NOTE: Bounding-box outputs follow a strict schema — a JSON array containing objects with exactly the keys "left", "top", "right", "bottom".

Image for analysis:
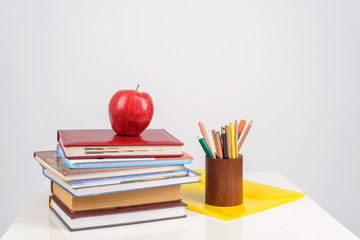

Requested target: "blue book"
[{"left": 57, "top": 146, "right": 193, "bottom": 169}]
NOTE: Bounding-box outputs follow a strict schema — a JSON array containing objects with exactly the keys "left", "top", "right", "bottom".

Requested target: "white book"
[
  {"left": 68, "top": 170, "right": 190, "bottom": 189},
  {"left": 50, "top": 196, "right": 186, "bottom": 231},
  {"left": 43, "top": 167, "right": 201, "bottom": 197}
]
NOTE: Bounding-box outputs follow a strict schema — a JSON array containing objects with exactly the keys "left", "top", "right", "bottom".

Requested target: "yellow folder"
[{"left": 181, "top": 169, "right": 305, "bottom": 221}]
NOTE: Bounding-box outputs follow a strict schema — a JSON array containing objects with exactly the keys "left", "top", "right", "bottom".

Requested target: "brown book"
[
  {"left": 51, "top": 182, "right": 181, "bottom": 212},
  {"left": 49, "top": 195, "right": 187, "bottom": 231}
]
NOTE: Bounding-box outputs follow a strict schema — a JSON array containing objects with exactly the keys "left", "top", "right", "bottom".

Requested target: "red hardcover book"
[
  {"left": 57, "top": 129, "right": 184, "bottom": 159},
  {"left": 49, "top": 195, "right": 187, "bottom": 231}
]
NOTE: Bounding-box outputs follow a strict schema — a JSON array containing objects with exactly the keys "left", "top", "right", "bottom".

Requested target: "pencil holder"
[{"left": 205, "top": 155, "right": 243, "bottom": 207}]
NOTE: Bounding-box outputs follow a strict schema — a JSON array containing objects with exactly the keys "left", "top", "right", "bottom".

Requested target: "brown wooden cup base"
[{"left": 205, "top": 155, "right": 243, "bottom": 207}]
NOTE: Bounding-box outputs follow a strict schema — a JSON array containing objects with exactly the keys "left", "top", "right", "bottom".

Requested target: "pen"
[
  {"left": 198, "top": 135, "right": 215, "bottom": 158},
  {"left": 221, "top": 127, "right": 228, "bottom": 159}
]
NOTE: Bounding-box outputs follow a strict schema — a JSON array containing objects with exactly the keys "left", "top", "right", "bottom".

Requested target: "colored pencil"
[
  {"left": 229, "top": 123, "right": 235, "bottom": 159},
  {"left": 198, "top": 122, "right": 215, "bottom": 158},
  {"left": 211, "top": 130, "right": 218, "bottom": 158},
  {"left": 215, "top": 131, "right": 223, "bottom": 159},
  {"left": 220, "top": 126, "right": 224, "bottom": 151},
  {"left": 234, "top": 120, "right": 239, "bottom": 158},
  {"left": 212, "top": 130, "right": 223, "bottom": 159},
  {"left": 238, "top": 120, "right": 253, "bottom": 152}
]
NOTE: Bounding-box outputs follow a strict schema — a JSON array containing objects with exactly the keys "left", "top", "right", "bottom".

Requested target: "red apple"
[{"left": 108, "top": 85, "right": 154, "bottom": 136}]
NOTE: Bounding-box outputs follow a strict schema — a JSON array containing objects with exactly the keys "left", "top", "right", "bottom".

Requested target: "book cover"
[
  {"left": 57, "top": 146, "right": 193, "bottom": 169},
  {"left": 57, "top": 129, "right": 184, "bottom": 159},
  {"left": 34, "top": 150, "right": 186, "bottom": 181},
  {"left": 43, "top": 167, "right": 201, "bottom": 197},
  {"left": 49, "top": 195, "right": 187, "bottom": 231},
  {"left": 68, "top": 169, "right": 190, "bottom": 188},
  {"left": 34, "top": 151, "right": 158, "bottom": 176},
  {"left": 51, "top": 182, "right": 181, "bottom": 212}
]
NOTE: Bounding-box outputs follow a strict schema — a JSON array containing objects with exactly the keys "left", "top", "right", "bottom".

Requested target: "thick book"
[
  {"left": 57, "top": 129, "right": 184, "bottom": 159},
  {"left": 49, "top": 195, "right": 187, "bottom": 231},
  {"left": 56, "top": 146, "right": 193, "bottom": 169},
  {"left": 51, "top": 182, "right": 181, "bottom": 212},
  {"left": 34, "top": 150, "right": 185, "bottom": 181},
  {"left": 43, "top": 167, "right": 201, "bottom": 197}
]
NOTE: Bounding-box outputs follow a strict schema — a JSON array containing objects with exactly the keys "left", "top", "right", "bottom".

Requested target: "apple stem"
[{"left": 136, "top": 84, "right": 140, "bottom": 91}]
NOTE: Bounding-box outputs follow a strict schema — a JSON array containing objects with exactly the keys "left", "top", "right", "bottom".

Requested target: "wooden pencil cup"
[{"left": 205, "top": 155, "right": 243, "bottom": 207}]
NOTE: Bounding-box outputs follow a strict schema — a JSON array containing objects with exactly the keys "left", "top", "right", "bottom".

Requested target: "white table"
[{"left": 1, "top": 173, "right": 358, "bottom": 240}]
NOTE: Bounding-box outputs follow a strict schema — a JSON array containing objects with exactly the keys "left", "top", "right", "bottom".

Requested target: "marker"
[{"left": 238, "top": 120, "right": 246, "bottom": 139}]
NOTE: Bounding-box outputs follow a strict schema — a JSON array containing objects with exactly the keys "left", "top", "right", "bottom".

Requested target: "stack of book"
[{"left": 34, "top": 129, "right": 200, "bottom": 231}]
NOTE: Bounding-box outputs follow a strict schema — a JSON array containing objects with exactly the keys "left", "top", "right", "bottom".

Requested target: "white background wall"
[{"left": 0, "top": 0, "right": 359, "bottom": 237}]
